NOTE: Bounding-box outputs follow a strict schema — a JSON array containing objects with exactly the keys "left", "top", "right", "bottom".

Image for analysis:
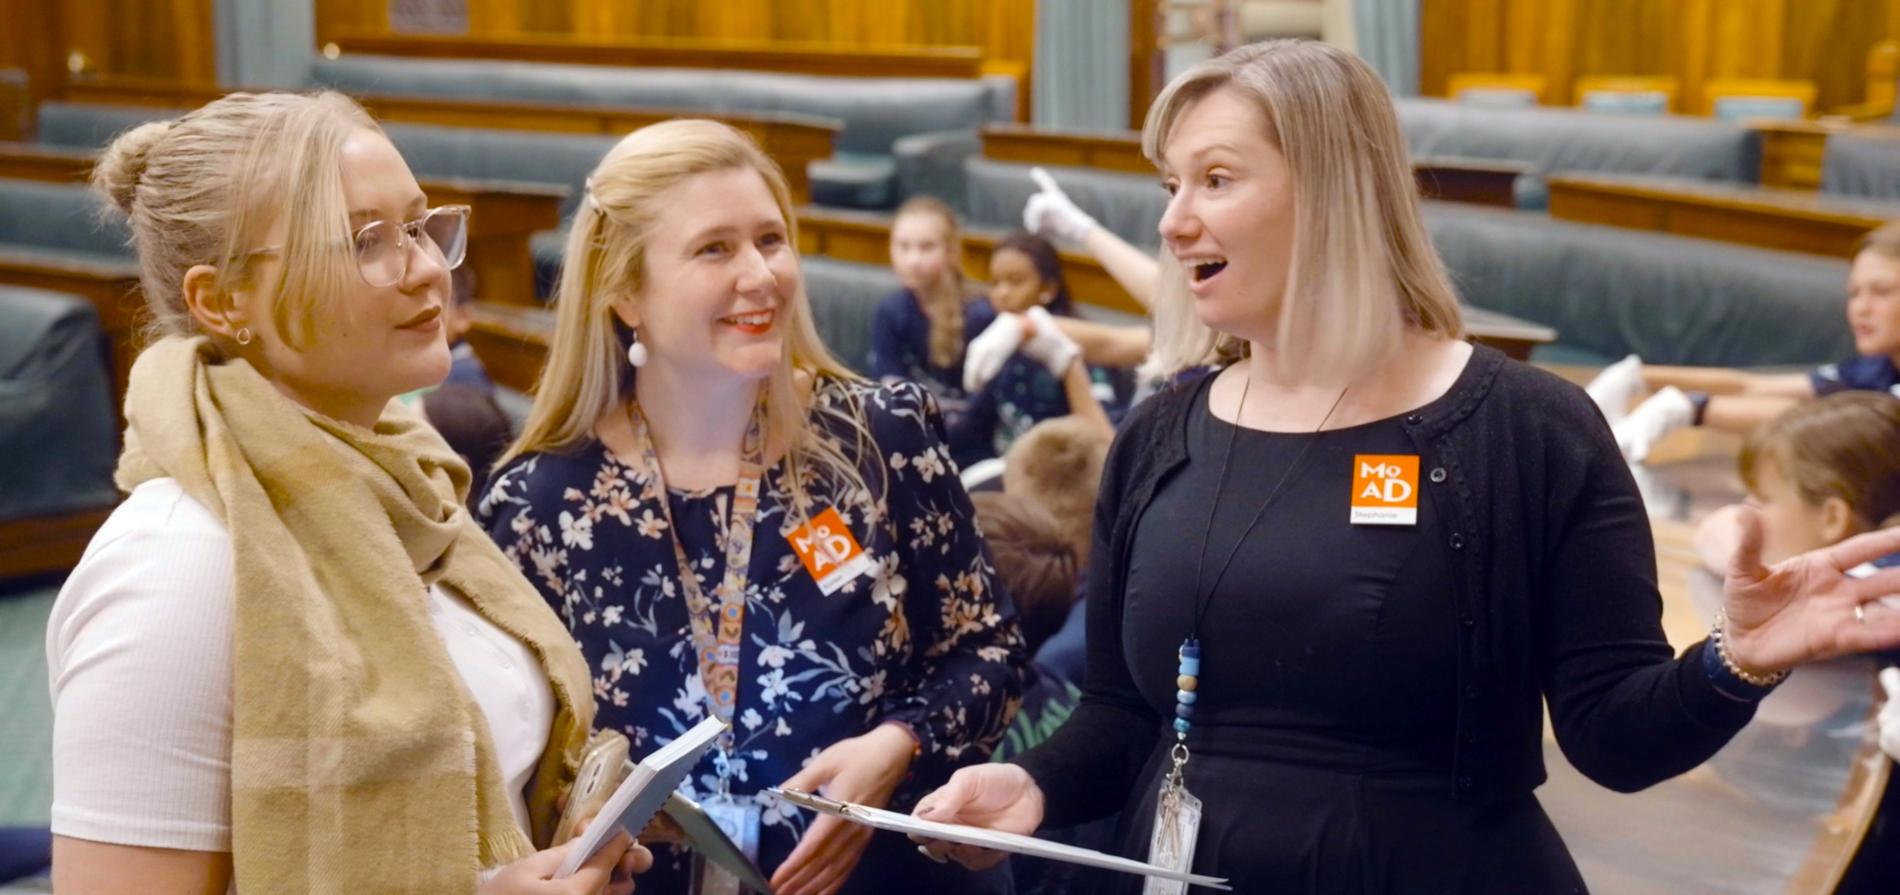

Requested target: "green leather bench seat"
[
  {"left": 0, "top": 286, "right": 118, "bottom": 522},
  {"left": 311, "top": 54, "right": 1014, "bottom": 209},
  {"left": 0, "top": 178, "right": 128, "bottom": 260},
  {"left": 1395, "top": 97, "right": 1761, "bottom": 209},
  {"left": 1424, "top": 202, "right": 1852, "bottom": 367},
  {"left": 1821, "top": 130, "right": 1900, "bottom": 200}
]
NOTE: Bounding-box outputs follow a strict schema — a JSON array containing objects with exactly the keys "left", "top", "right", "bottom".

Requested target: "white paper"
[
  {"left": 772, "top": 788, "right": 1231, "bottom": 890},
  {"left": 556, "top": 717, "right": 729, "bottom": 878}
]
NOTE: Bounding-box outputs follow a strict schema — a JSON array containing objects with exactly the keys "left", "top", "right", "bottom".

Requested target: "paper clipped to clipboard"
[
  {"left": 772, "top": 788, "right": 1232, "bottom": 890},
  {"left": 555, "top": 716, "right": 729, "bottom": 878}
]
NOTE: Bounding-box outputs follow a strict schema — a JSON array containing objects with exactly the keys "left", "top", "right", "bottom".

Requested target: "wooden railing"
[
  {"left": 59, "top": 76, "right": 839, "bottom": 205},
  {"left": 325, "top": 30, "right": 1010, "bottom": 81},
  {"left": 1545, "top": 174, "right": 1895, "bottom": 258}
]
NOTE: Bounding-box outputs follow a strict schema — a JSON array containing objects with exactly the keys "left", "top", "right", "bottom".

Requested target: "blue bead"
[
  {"left": 1180, "top": 642, "right": 1202, "bottom": 659},
  {"left": 1175, "top": 704, "right": 1194, "bottom": 720},
  {"left": 1176, "top": 690, "right": 1197, "bottom": 705},
  {"left": 1173, "top": 718, "right": 1191, "bottom": 733},
  {"left": 1178, "top": 657, "right": 1201, "bottom": 676}
]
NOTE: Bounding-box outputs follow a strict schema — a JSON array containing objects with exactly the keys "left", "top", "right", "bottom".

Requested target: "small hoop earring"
[
  {"left": 235, "top": 327, "right": 253, "bottom": 346},
  {"left": 626, "top": 331, "right": 648, "bottom": 368}
]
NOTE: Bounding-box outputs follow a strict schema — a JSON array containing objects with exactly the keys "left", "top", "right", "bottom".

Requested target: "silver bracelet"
[{"left": 1710, "top": 609, "right": 1790, "bottom": 689}]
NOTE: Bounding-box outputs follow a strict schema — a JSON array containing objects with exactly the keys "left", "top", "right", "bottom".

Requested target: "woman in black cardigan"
[{"left": 910, "top": 40, "right": 1900, "bottom": 894}]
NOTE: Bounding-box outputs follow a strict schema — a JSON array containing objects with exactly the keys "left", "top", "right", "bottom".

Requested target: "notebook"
[{"left": 555, "top": 716, "right": 729, "bottom": 878}]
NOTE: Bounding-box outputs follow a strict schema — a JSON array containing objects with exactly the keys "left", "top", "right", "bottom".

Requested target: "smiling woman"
[
  {"left": 483, "top": 120, "right": 1025, "bottom": 895},
  {"left": 46, "top": 91, "right": 647, "bottom": 895}
]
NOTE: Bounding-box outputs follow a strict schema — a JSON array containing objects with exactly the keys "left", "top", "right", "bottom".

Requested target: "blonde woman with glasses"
[
  {"left": 479, "top": 120, "right": 1023, "bottom": 895},
  {"left": 912, "top": 40, "right": 1900, "bottom": 893},
  {"left": 46, "top": 92, "right": 645, "bottom": 894}
]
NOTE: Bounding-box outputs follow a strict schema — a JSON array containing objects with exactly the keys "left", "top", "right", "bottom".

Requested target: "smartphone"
[{"left": 554, "top": 730, "right": 631, "bottom": 845}]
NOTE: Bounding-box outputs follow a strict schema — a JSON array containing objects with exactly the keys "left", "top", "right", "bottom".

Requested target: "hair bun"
[{"left": 92, "top": 119, "right": 174, "bottom": 213}]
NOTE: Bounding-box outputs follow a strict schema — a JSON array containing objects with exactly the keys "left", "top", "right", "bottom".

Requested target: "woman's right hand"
[
  {"left": 478, "top": 831, "right": 652, "bottom": 895},
  {"left": 908, "top": 764, "right": 1047, "bottom": 870}
]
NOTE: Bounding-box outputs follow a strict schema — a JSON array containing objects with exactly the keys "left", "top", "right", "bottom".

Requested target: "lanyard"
[{"left": 627, "top": 392, "right": 768, "bottom": 737}]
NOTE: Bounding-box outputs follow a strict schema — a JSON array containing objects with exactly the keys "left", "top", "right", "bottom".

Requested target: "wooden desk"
[
  {"left": 464, "top": 301, "right": 555, "bottom": 396},
  {"left": 60, "top": 77, "right": 840, "bottom": 205},
  {"left": 980, "top": 125, "right": 1525, "bottom": 209},
  {"left": 1546, "top": 173, "right": 1898, "bottom": 258}
]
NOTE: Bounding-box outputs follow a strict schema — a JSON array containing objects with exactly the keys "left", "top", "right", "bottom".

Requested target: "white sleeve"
[{"left": 46, "top": 482, "right": 235, "bottom": 852}]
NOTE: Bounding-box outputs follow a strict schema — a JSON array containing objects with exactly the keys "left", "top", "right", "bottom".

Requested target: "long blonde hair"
[
  {"left": 502, "top": 120, "right": 870, "bottom": 510},
  {"left": 892, "top": 195, "right": 972, "bottom": 370},
  {"left": 1139, "top": 39, "right": 1464, "bottom": 384},
  {"left": 92, "top": 91, "right": 379, "bottom": 350}
]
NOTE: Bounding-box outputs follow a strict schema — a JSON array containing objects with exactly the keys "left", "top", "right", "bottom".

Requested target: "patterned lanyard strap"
[{"left": 628, "top": 392, "right": 768, "bottom": 731}]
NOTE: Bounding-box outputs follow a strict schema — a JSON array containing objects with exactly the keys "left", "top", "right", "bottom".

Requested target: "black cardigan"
[{"left": 1013, "top": 345, "right": 1761, "bottom": 827}]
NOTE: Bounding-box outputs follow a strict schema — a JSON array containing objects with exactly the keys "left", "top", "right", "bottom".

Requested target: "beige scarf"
[{"left": 117, "top": 337, "right": 595, "bottom": 893}]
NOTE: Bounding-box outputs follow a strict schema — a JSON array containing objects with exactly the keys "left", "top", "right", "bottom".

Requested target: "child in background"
[
  {"left": 869, "top": 197, "right": 995, "bottom": 465},
  {"left": 1693, "top": 392, "right": 1900, "bottom": 573},
  {"left": 1592, "top": 221, "right": 1900, "bottom": 462},
  {"left": 1000, "top": 416, "right": 1112, "bottom": 693},
  {"left": 1692, "top": 392, "right": 1900, "bottom": 894},
  {"left": 960, "top": 233, "right": 1117, "bottom": 459}
]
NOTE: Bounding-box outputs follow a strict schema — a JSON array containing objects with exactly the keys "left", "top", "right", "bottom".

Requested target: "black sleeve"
[
  {"left": 1010, "top": 409, "right": 1165, "bottom": 828},
  {"left": 1538, "top": 387, "right": 1759, "bottom": 793}
]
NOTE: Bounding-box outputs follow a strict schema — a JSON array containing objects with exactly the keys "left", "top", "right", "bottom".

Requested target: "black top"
[
  {"left": 1014, "top": 347, "right": 1764, "bottom": 885},
  {"left": 1124, "top": 382, "right": 1458, "bottom": 773}
]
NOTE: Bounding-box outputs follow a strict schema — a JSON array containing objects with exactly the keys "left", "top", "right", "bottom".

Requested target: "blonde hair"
[
  {"left": 503, "top": 120, "right": 869, "bottom": 511},
  {"left": 1139, "top": 39, "right": 1464, "bottom": 384},
  {"left": 1742, "top": 392, "right": 1900, "bottom": 531},
  {"left": 892, "top": 195, "right": 972, "bottom": 370},
  {"left": 92, "top": 91, "right": 380, "bottom": 350},
  {"left": 1858, "top": 221, "right": 1900, "bottom": 261},
  {"left": 1002, "top": 416, "right": 1110, "bottom": 567}
]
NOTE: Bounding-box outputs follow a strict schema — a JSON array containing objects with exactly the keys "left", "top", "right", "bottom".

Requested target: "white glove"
[
  {"left": 1878, "top": 667, "right": 1900, "bottom": 762},
  {"left": 1585, "top": 354, "right": 1645, "bottom": 426},
  {"left": 1020, "top": 306, "right": 1082, "bottom": 380},
  {"left": 1613, "top": 385, "right": 1695, "bottom": 463},
  {"left": 964, "top": 313, "right": 1028, "bottom": 393},
  {"left": 1022, "top": 167, "right": 1098, "bottom": 244}
]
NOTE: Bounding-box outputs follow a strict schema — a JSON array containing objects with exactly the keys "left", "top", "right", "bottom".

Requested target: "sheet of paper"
[{"left": 771, "top": 788, "right": 1231, "bottom": 890}]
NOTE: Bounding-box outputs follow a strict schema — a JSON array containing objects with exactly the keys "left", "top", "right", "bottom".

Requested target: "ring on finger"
[{"left": 1858, "top": 603, "right": 1869, "bottom": 624}]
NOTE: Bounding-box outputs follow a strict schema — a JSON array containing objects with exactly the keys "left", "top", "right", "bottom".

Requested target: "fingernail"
[{"left": 917, "top": 844, "right": 948, "bottom": 864}]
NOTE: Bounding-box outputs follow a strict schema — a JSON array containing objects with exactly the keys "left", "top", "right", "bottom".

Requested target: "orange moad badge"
[
  {"left": 1350, "top": 454, "right": 1419, "bottom": 525},
  {"left": 787, "top": 506, "right": 875, "bottom": 594}
]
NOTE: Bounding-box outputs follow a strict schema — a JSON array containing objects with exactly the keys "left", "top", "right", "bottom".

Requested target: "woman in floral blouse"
[{"left": 480, "top": 120, "right": 1024, "bottom": 895}]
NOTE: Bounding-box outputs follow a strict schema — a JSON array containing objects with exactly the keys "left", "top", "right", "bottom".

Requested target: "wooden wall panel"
[
  {"left": 318, "top": 0, "right": 1034, "bottom": 78},
  {"left": 1423, "top": 0, "right": 1900, "bottom": 112}
]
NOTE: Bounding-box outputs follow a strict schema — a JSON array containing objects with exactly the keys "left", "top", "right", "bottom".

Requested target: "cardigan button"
[
  {"left": 1464, "top": 684, "right": 1479, "bottom": 700},
  {"left": 1457, "top": 775, "right": 1473, "bottom": 791},
  {"left": 1460, "top": 614, "right": 1475, "bottom": 628},
  {"left": 1449, "top": 533, "right": 1466, "bottom": 551},
  {"left": 1463, "top": 730, "right": 1479, "bottom": 744},
  {"left": 1404, "top": 414, "right": 1424, "bottom": 426},
  {"left": 1429, "top": 466, "right": 1447, "bottom": 483}
]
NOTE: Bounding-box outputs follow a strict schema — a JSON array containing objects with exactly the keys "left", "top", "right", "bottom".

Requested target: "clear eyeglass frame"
[{"left": 239, "top": 204, "right": 471, "bottom": 288}]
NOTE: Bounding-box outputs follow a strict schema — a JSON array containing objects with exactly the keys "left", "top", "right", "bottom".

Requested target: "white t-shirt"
[{"left": 47, "top": 477, "right": 557, "bottom": 852}]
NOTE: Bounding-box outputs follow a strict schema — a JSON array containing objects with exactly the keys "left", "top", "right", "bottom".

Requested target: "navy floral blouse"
[{"left": 480, "top": 377, "right": 1025, "bottom": 885}]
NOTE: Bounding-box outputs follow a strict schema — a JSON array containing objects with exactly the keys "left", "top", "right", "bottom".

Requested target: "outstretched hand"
[{"left": 1720, "top": 506, "right": 1900, "bottom": 674}]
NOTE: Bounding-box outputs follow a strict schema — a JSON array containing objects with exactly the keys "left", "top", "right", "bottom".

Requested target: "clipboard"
[{"left": 772, "top": 788, "right": 1231, "bottom": 891}]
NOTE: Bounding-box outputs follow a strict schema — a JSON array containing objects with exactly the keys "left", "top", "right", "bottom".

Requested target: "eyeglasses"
[{"left": 242, "top": 205, "right": 470, "bottom": 288}]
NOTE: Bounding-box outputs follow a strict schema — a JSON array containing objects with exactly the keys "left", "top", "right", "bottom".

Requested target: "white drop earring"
[{"left": 626, "top": 330, "right": 648, "bottom": 368}]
